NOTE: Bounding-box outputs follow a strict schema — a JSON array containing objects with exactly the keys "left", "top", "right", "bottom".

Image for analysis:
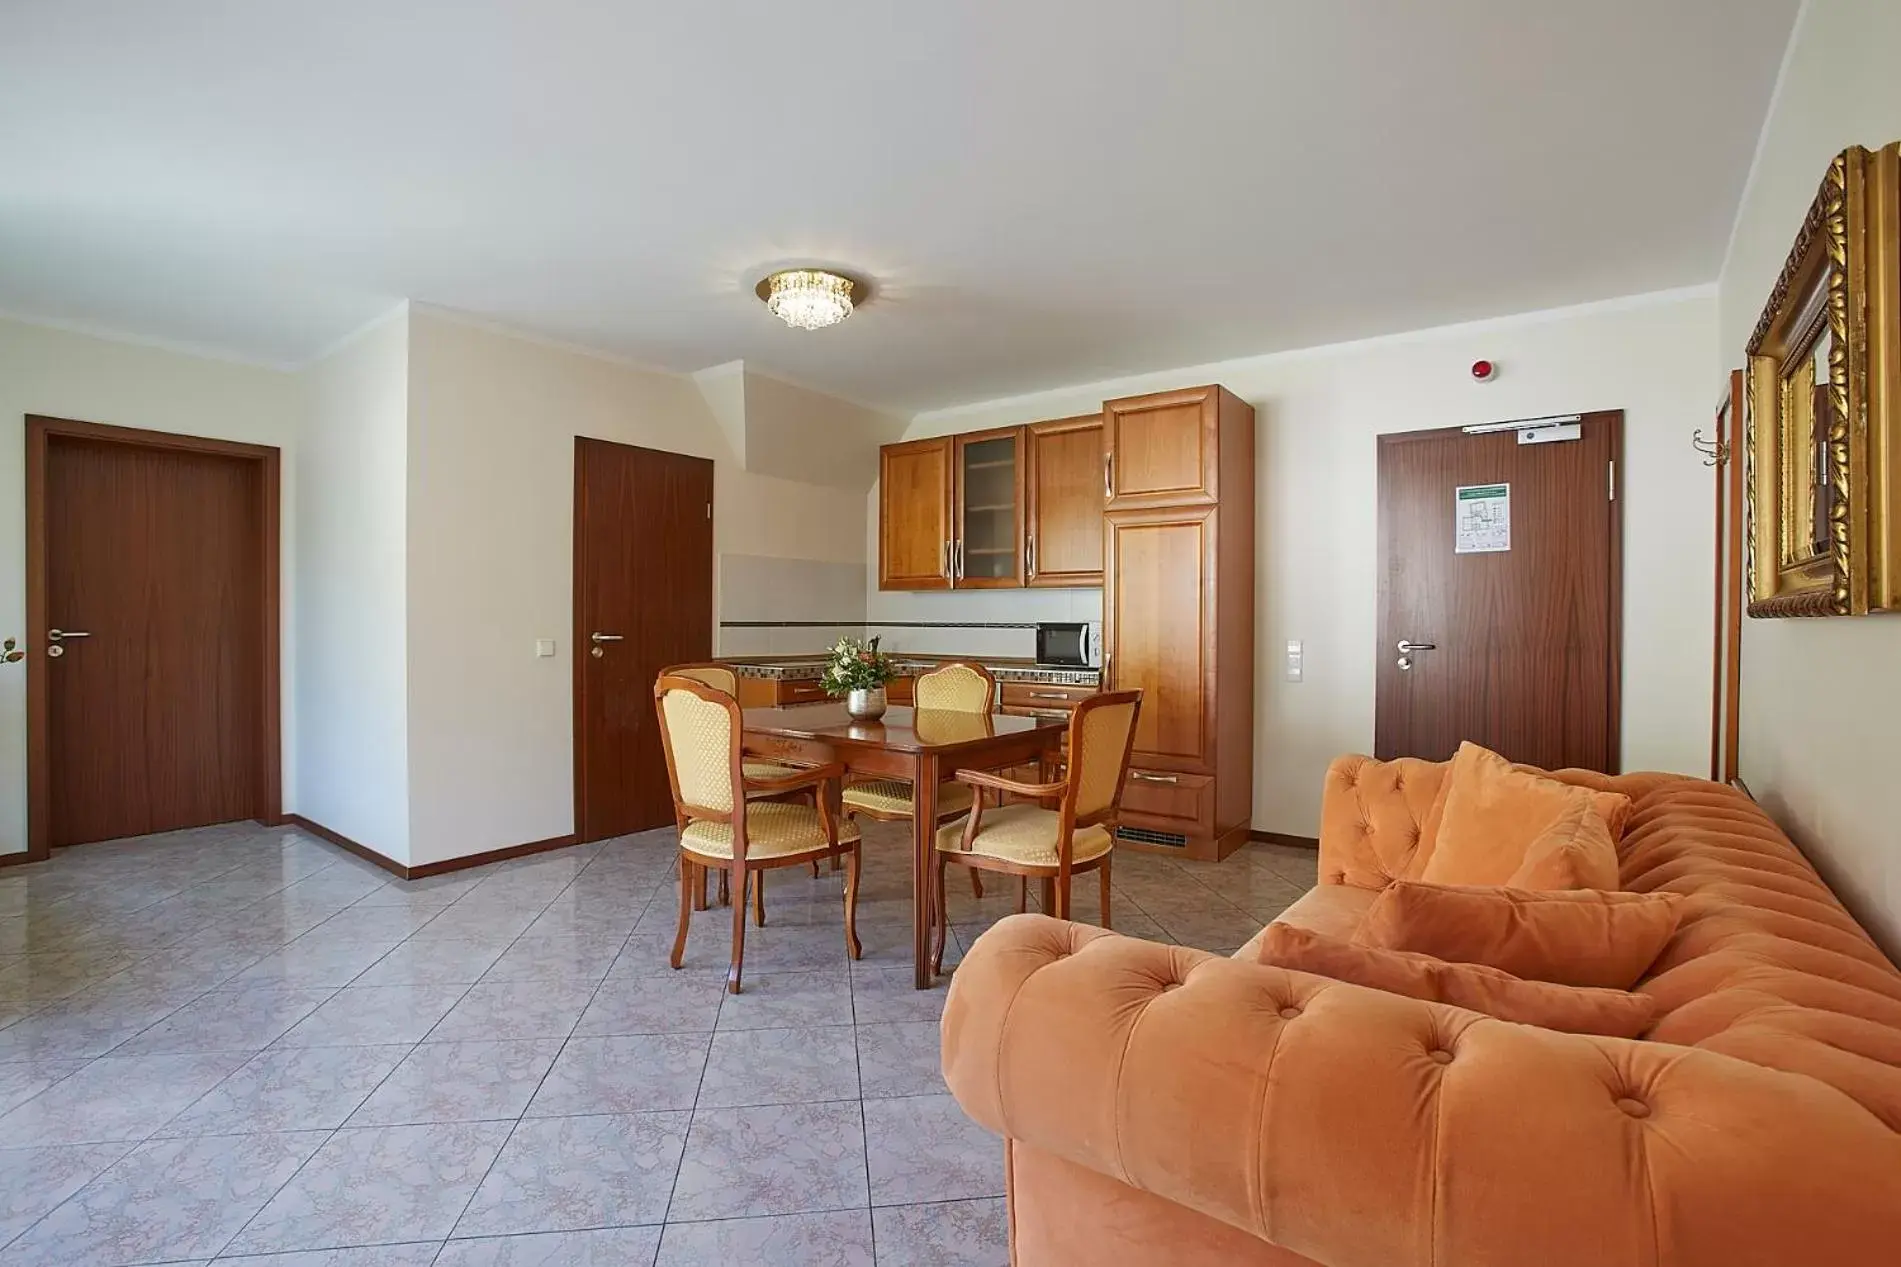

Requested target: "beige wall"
[
  {"left": 898, "top": 290, "right": 1719, "bottom": 839},
  {"left": 0, "top": 317, "right": 299, "bottom": 857},
  {"left": 1720, "top": 0, "right": 1901, "bottom": 953}
]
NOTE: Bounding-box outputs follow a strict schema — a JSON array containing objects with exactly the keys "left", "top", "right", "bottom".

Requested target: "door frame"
[
  {"left": 1373, "top": 409, "right": 1625, "bottom": 770},
  {"left": 24, "top": 415, "right": 283, "bottom": 860}
]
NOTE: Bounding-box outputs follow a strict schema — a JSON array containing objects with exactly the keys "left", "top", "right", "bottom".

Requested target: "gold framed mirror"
[{"left": 1746, "top": 143, "right": 1901, "bottom": 617}]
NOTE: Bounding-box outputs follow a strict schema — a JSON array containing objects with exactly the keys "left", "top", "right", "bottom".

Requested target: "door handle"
[
  {"left": 942, "top": 539, "right": 951, "bottom": 579},
  {"left": 1025, "top": 534, "right": 1035, "bottom": 579},
  {"left": 954, "top": 539, "right": 965, "bottom": 581},
  {"left": 1027, "top": 691, "right": 1071, "bottom": 700},
  {"left": 48, "top": 629, "right": 90, "bottom": 641},
  {"left": 1103, "top": 452, "right": 1114, "bottom": 500},
  {"left": 1396, "top": 640, "right": 1436, "bottom": 653},
  {"left": 591, "top": 632, "right": 624, "bottom": 643},
  {"left": 1130, "top": 771, "right": 1179, "bottom": 784}
]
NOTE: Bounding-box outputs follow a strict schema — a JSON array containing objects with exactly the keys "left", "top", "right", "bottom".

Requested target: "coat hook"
[{"left": 1691, "top": 428, "right": 1728, "bottom": 467}]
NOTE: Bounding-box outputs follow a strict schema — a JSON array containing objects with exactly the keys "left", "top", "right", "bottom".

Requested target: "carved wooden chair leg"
[
  {"left": 751, "top": 871, "right": 768, "bottom": 927},
  {"left": 1016, "top": 876, "right": 1028, "bottom": 914},
  {"left": 971, "top": 871, "right": 985, "bottom": 899},
  {"left": 670, "top": 858, "right": 694, "bottom": 969},
  {"left": 692, "top": 860, "right": 708, "bottom": 912},
  {"left": 1051, "top": 874, "right": 1072, "bottom": 921},
  {"left": 930, "top": 856, "right": 951, "bottom": 975},
  {"left": 843, "top": 844, "right": 863, "bottom": 960},
  {"left": 718, "top": 870, "right": 731, "bottom": 907},
  {"left": 1099, "top": 857, "right": 1112, "bottom": 930},
  {"left": 727, "top": 864, "right": 748, "bottom": 994}
]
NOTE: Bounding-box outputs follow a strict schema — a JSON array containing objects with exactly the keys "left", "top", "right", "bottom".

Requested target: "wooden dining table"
[{"left": 741, "top": 702, "right": 1070, "bottom": 988}]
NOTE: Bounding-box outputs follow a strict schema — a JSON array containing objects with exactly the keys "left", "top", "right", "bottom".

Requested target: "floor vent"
[{"left": 1116, "top": 826, "right": 1188, "bottom": 849}]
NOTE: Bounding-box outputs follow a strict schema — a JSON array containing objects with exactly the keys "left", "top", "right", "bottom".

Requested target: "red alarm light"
[{"left": 1471, "top": 359, "right": 1497, "bottom": 382}]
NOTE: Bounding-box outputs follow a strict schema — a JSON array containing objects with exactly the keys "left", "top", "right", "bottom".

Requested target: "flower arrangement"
[{"left": 820, "top": 635, "right": 896, "bottom": 696}]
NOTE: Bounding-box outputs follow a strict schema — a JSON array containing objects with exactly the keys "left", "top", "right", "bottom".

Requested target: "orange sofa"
[{"left": 942, "top": 755, "right": 1901, "bottom": 1266}]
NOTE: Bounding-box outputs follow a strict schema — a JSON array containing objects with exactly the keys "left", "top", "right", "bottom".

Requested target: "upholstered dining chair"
[
  {"left": 841, "top": 660, "right": 992, "bottom": 898},
  {"left": 653, "top": 674, "right": 862, "bottom": 993},
  {"left": 929, "top": 689, "right": 1142, "bottom": 973}
]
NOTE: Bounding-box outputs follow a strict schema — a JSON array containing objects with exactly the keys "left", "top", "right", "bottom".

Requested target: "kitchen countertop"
[{"left": 731, "top": 657, "right": 1101, "bottom": 688}]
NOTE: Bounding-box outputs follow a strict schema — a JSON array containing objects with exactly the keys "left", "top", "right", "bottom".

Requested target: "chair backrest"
[
  {"left": 914, "top": 661, "right": 995, "bottom": 712},
  {"left": 653, "top": 674, "right": 743, "bottom": 819},
  {"left": 1065, "top": 690, "right": 1143, "bottom": 822},
  {"left": 662, "top": 661, "right": 739, "bottom": 697}
]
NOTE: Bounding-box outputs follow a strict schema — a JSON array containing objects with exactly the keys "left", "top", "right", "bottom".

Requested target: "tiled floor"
[{"left": 0, "top": 817, "right": 1315, "bottom": 1265}]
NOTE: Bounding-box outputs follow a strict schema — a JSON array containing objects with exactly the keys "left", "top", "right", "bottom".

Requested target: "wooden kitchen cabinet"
[
  {"left": 879, "top": 437, "right": 954, "bottom": 590},
  {"left": 1103, "top": 384, "right": 1254, "bottom": 860},
  {"left": 951, "top": 427, "right": 1026, "bottom": 588},
  {"left": 1025, "top": 414, "right": 1104, "bottom": 587}
]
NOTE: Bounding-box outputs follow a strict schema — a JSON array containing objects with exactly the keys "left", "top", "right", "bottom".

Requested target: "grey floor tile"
[
  {"left": 0, "top": 1059, "right": 87, "bottom": 1116},
  {"left": 228, "top": 1120, "right": 513, "bottom": 1254},
  {"left": 714, "top": 970, "right": 852, "bottom": 1030},
  {"left": 525, "top": 1033, "right": 709, "bottom": 1117},
  {"left": 454, "top": 1111, "right": 690, "bottom": 1237},
  {"left": 352, "top": 939, "right": 511, "bottom": 987},
  {"left": 436, "top": 1227, "right": 663, "bottom": 1265},
  {"left": 109, "top": 984, "right": 337, "bottom": 1056},
  {"left": 0, "top": 1050, "right": 252, "bottom": 1145},
  {"left": 573, "top": 975, "right": 724, "bottom": 1037},
  {"left": 697, "top": 1025, "right": 859, "bottom": 1108},
  {"left": 425, "top": 980, "right": 597, "bottom": 1042},
  {"left": 276, "top": 984, "right": 469, "bottom": 1047},
  {"left": 855, "top": 1022, "right": 947, "bottom": 1099},
  {"left": 348, "top": 1040, "right": 562, "bottom": 1125},
  {"left": 0, "top": 1129, "right": 324, "bottom": 1266},
  {"left": 849, "top": 968, "right": 952, "bottom": 1025},
  {"left": 235, "top": 938, "right": 404, "bottom": 986},
  {"left": 0, "top": 1141, "right": 134, "bottom": 1247},
  {"left": 872, "top": 1198, "right": 1010, "bottom": 1266},
  {"left": 213, "top": 1244, "right": 445, "bottom": 1265},
  {"left": 669, "top": 1101, "right": 868, "bottom": 1222},
  {"left": 864, "top": 1095, "right": 1004, "bottom": 1206},
  {"left": 656, "top": 1209, "right": 874, "bottom": 1266},
  {"left": 0, "top": 988, "right": 199, "bottom": 1062},
  {"left": 481, "top": 935, "right": 626, "bottom": 983},
  {"left": 156, "top": 1044, "right": 410, "bottom": 1136}
]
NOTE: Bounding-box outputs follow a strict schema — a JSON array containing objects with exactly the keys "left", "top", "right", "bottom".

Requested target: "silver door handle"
[
  {"left": 1026, "top": 534, "right": 1035, "bottom": 579},
  {"left": 1396, "top": 640, "right": 1436, "bottom": 653},
  {"left": 1130, "top": 771, "right": 1179, "bottom": 784},
  {"left": 942, "top": 540, "right": 951, "bottom": 578},
  {"left": 1103, "top": 452, "right": 1114, "bottom": 500},
  {"left": 591, "top": 632, "right": 624, "bottom": 643},
  {"left": 1027, "top": 691, "right": 1071, "bottom": 700},
  {"left": 48, "top": 629, "right": 90, "bottom": 640},
  {"left": 954, "top": 539, "right": 964, "bottom": 581}
]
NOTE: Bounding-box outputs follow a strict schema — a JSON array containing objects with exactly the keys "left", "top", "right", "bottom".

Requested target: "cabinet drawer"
[
  {"left": 999, "top": 704, "right": 1072, "bottom": 722},
  {"left": 999, "top": 682, "right": 1094, "bottom": 709},
  {"left": 776, "top": 680, "right": 831, "bottom": 705},
  {"left": 1119, "top": 768, "right": 1214, "bottom": 832}
]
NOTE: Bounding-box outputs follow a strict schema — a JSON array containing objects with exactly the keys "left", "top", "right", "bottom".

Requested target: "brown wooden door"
[
  {"left": 878, "top": 437, "right": 953, "bottom": 590},
  {"left": 1375, "top": 412, "right": 1622, "bottom": 772},
  {"left": 40, "top": 433, "right": 267, "bottom": 846},
  {"left": 952, "top": 426, "right": 1026, "bottom": 588},
  {"left": 1025, "top": 415, "right": 1104, "bottom": 586},
  {"left": 1103, "top": 386, "right": 1221, "bottom": 509},
  {"left": 1103, "top": 505, "right": 1216, "bottom": 772},
  {"left": 574, "top": 438, "right": 715, "bottom": 841}
]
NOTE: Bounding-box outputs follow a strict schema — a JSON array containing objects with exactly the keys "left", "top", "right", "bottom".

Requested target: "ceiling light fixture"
[{"left": 755, "top": 268, "right": 864, "bottom": 331}]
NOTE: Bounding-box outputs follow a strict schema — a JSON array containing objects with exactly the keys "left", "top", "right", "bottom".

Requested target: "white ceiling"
[{"left": 1, "top": 1, "right": 1798, "bottom": 411}]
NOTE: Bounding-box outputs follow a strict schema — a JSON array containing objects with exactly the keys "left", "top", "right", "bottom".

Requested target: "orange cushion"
[
  {"left": 1257, "top": 923, "right": 1656, "bottom": 1038},
  {"left": 1507, "top": 797, "right": 1621, "bottom": 891},
  {"left": 1418, "top": 742, "right": 1631, "bottom": 886},
  {"left": 1357, "top": 880, "right": 1684, "bottom": 989}
]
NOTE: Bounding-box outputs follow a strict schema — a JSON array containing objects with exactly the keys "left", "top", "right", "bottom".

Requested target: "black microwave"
[{"left": 1035, "top": 622, "right": 1100, "bottom": 668}]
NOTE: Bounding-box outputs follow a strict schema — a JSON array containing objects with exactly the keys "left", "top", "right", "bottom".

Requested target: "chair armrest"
[
  {"left": 955, "top": 768, "right": 1066, "bottom": 800},
  {"left": 943, "top": 914, "right": 1901, "bottom": 1267},
  {"left": 744, "top": 762, "right": 846, "bottom": 796}
]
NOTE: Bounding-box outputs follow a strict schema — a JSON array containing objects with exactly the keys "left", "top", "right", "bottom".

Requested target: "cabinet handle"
[
  {"left": 941, "top": 540, "right": 951, "bottom": 579},
  {"left": 1027, "top": 690, "right": 1071, "bottom": 700},
  {"left": 954, "top": 539, "right": 965, "bottom": 581},
  {"left": 1103, "top": 452, "right": 1114, "bottom": 501},
  {"left": 1025, "top": 534, "right": 1035, "bottom": 579},
  {"left": 1130, "top": 771, "right": 1179, "bottom": 785}
]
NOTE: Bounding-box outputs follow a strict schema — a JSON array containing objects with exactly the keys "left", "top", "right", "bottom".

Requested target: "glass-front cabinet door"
[{"left": 953, "top": 427, "right": 1025, "bottom": 588}]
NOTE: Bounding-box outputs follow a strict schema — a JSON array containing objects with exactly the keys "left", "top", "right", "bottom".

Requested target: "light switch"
[
  {"left": 1285, "top": 639, "right": 1303, "bottom": 682},
  {"left": 535, "top": 639, "right": 556, "bottom": 658}
]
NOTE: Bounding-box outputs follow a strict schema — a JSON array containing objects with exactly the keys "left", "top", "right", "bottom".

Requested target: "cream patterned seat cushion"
[
  {"left": 842, "top": 778, "right": 975, "bottom": 818},
  {"left": 935, "top": 804, "right": 1112, "bottom": 868},
  {"left": 681, "top": 800, "right": 861, "bottom": 861}
]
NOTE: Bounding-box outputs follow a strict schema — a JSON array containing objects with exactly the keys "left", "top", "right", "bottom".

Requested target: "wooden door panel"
[
  {"left": 575, "top": 439, "right": 714, "bottom": 841},
  {"left": 1025, "top": 416, "right": 1103, "bottom": 586},
  {"left": 879, "top": 438, "right": 953, "bottom": 590},
  {"left": 1374, "top": 415, "right": 1620, "bottom": 772},
  {"left": 45, "top": 437, "right": 262, "bottom": 845},
  {"left": 953, "top": 427, "right": 1025, "bottom": 588},
  {"left": 1105, "top": 508, "right": 1213, "bottom": 768},
  {"left": 1104, "top": 387, "right": 1218, "bottom": 508}
]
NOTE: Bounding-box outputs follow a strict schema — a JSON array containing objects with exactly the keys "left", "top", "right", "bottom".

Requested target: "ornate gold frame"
[{"left": 1746, "top": 143, "right": 1901, "bottom": 617}]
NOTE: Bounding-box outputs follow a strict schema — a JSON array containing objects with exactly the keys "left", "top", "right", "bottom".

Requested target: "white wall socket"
[
  {"left": 535, "top": 639, "right": 556, "bottom": 658},
  {"left": 1285, "top": 639, "right": 1303, "bottom": 682}
]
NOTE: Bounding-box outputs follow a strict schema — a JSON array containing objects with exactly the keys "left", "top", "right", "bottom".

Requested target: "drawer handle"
[
  {"left": 1027, "top": 691, "right": 1072, "bottom": 700},
  {"left": 1130, "top": 772, "right": 1179, "bottom": 784}
]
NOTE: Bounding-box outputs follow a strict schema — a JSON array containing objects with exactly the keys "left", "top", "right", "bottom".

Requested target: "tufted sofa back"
[{"left": 1317, "top": 754, "right": 1901, "bottom": 1131}]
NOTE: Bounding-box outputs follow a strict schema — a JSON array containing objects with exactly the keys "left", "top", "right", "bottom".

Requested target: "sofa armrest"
[
  {"left": 943, "top": 915, "right": 1901, "bottom": 1267},
  {"left": 1316, "top": 754, "right": 1447, "bottom": 888}
]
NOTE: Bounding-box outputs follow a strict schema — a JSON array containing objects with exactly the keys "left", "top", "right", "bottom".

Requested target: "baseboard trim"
[
  {"left": 285, "top": 814, "right": 581, "bottom": 881},
  {"left": 0, "top": 850, "right": 37, "bottom": 870},
  {"left": 1248, "top": 830, "right": 1319, "bottom": 850}
]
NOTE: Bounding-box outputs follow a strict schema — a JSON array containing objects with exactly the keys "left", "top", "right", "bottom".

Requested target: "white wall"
[
  {"left": 896, "top": 290, "right": 1719, "bottom": 838},
  {"left": 0, "top": 316, "right": 299, "bottom": 856},
  {"left": 402, "top": 309, "right": 868, "bottom": 867},
  {"left": 295, "top": 309, "right": 411, "bottom": 861},
  {"left": 1719, "top": 0, "right": 1901, "bottom": 953}
]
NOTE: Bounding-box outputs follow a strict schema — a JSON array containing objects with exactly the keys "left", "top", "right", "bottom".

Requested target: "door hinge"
[{"left": 1608, "top": 460, "right": 1616, "bottom": 502}]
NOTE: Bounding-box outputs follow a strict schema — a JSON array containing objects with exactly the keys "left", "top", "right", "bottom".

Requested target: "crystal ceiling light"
[{"left": 755, "top": 269, "right": 864, "bottom": 330}]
